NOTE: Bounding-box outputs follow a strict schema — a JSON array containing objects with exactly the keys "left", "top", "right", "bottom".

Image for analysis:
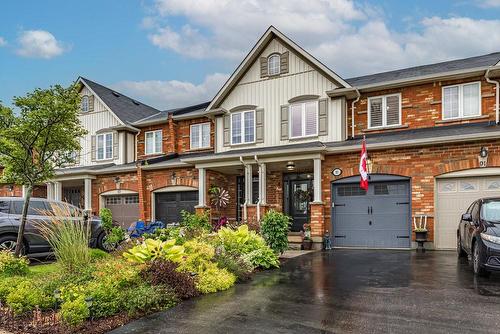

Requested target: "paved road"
[{"left": 111, "top": 250, "right": 500, "bottom": 334}]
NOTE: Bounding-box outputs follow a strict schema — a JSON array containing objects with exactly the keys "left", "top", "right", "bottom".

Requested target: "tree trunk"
[{"left": 14, "top": 185, "right": 33, "bottom": 257}]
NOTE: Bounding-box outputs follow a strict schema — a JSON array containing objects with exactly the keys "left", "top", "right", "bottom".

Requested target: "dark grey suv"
[{"left": 0, "top": 197, "right": 106, "bottom": 255}]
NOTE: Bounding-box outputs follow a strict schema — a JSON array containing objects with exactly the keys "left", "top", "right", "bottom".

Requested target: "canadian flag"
[{"left": 359, "top": 136, "right": 368, "bottom": 191}]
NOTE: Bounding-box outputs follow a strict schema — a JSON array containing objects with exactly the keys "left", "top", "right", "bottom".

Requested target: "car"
[
  {"left": 0, "top": 197, "right": 106, "bottom": 256},
  {"left": 457, "top": 197, "right": 500, "bottom": 276}
]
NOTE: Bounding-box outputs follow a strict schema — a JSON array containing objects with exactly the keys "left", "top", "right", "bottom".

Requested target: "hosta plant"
[{"left": 123, "top": 239, "right": 184, "bottom": 264}]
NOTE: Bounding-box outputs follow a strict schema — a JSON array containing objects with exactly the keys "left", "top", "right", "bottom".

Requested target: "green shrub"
[
  {"left": 99, "top": 208, "right": 113, "bottom": 231},
  {"left": 195, "top": 262, "right": 236, "bottom": 294},
  {"left": 177, "top": 239, "right": 215, "bottom": 273},
  {"left": 123, "top": 239, "right": 185, "bottom": 264},
  {"left": 89, "top": 248, "right": 110, "bottom": 262},
  {"left": 0, "top": 276, "right": 24, "bottom": 301},
  {"left": 215, "top": 251, "right": 254, "bottom": 282},
  {"left": 60, "top": 296, "right": 89, "bottom": 327},
  {"left": 260, "top": 210, "right": 291, "bottom": 254},
  {"left": 217, "top": 225, "right": 267, "bottom": 255},
  {"left": 243, "top": 247, "right": 280, "bottom": 269},
  {"left": 121, "top": 283, "right": 177, "bottom": 316},
  {"left": 180, "top": 211, "right": 211, "bottom": 238},
  {"left": 6, "top": 280, "right": 52, "bottom": 314},
  {"left": 144, "top": 226, "right": 186, "bottom": 244},
  {"left": 85, "top": 280, "right": 122, "bottom": 318},
  {"left": 0, "top": 250, "right": 29, "bottom": 276}
]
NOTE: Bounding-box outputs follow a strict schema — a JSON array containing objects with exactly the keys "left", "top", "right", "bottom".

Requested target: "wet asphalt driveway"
[{"left": 111, "top": 250, "right": 500, "bottom": 334}]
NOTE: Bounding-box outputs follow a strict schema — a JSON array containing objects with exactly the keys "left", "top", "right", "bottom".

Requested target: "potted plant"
[
  {"left": 301, "top": 223, "right": 313, "bottom": 250},
  {"left": 413, "top": 215, "right": 428, "bottom": 252}
]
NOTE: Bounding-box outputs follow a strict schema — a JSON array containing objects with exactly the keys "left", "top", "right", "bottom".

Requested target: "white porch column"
[
  {"left": 118, "top": 131, "right": 126, "bottom": 165},
  {"left": 245, "top": 164, "right": 253, "bottom": 204},
  {"left": 197, "top": 168, "right": 206, "bottom": 207},
  {"left": 313, "top": 158, "right": 322, "bottom": 203},
  {"left": 46, "top": 182, "right": 54, "bottom": 200},
  {"left": 54, "top": 181, "right": 62, "bottom": 201},
  {"left": 84, "top": 178, "right": 92, "bottom": 211},
  {"left": 258, "top": 163, "right": 267, "bottom": 204}
]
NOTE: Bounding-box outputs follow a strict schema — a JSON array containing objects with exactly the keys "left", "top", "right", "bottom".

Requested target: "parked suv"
[
  {"left": 0, "top": 197, "right": 106, "bottom": 255},
  {"left": 457, "top": 197, "right": 500, "bottom": 276}
]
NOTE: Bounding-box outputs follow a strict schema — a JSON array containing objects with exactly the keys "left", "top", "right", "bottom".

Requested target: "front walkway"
[{"left": 111, "top": 250, "right": 500, "bottom": 334}]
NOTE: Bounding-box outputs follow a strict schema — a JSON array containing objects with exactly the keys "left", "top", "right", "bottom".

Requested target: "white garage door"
[{"left": 436, "top": 176, "right": 500, "bottom": 249}]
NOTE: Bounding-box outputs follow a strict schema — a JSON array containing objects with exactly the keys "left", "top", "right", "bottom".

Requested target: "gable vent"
[{"left": 112, "top": 91, "right": 120, "bottom": 97}]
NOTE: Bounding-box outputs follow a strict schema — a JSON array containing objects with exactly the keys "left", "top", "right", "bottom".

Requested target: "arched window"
[
  {"left": 268, "top": 54, "right": 280, "bottom": 76},
  {"left": 81, "top": 96, "right": 89, "bottom": 112}
]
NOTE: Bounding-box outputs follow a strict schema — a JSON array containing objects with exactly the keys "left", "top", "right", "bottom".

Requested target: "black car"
[
  {"left": 457, "top": 197, "right": 500, "bottom": 276},
  {"left": 0, "top": 197, "right": 106, "bottom": 256}
]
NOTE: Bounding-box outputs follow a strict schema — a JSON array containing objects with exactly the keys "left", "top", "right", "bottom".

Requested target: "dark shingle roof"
[
  {"left": 80, "top": 77, "right": 160, "bottom": 123},
  {"left": 170, "top": 102, "right": 210, "bottom": 116},
  {"left": 346, "top": 52, "right": 500, "bottom": 87}
]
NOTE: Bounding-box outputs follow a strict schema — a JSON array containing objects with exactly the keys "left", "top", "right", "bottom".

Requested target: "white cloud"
[
  {"left": 476, "top": 0, "right": 500, "bottom": 8},
  {"left": 0, "top": 37, "right": 6, "bottom": 47},
  {"left": 145, "top": 0, "right": 500, "bottom": 77},
  {"left": 112, "top": 73, "right": 229, "bottom": 110},
  {"left": 16, "top": 30, "right": 68, "bottom": 59}
]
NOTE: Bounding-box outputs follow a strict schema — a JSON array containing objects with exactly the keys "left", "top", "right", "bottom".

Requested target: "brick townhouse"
[{"left": 1, "top": 26, "right": 500, "bottom": 251}]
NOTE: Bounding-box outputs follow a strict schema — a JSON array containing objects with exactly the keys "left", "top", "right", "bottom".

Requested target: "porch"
[{"left": 46, "top": 176, "right": 94, "bottom": 211}]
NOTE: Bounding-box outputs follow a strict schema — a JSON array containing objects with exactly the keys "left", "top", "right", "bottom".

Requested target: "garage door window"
[
  {"left": 374, "top": 183, "right": 406, "bottom": 195},
  {"left": 124, "top": 195, "right": 139, "bottom": 204},
  {"left": 438, "top": 181, "right": 457, "bottom": 193},
  {"left": 337, "top": 185, "right": 366, "bottom": 196},
  {"left": 106, "top": 197, "right": 122, "bottom": 205},
  {"left": 486, "top": 180, "right": 500, "bottom": 190},
  {"left": 459, "top": 180, "right": 478, "bottom": 192}
]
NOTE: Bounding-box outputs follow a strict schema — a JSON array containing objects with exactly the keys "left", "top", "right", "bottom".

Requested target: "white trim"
[
  {"left": 96, "top": 132, "right": 113, "bottom": 161},
  {"left": 144, "top": 130, "right": 163, "bottom": 155},
  {"left": 289, "top": 100, "right": 319, "bottom": 139},
  {"left": 230, "top": 110, "right": 256, "bottom": 145},
  {"left": 442, "top": 81, "right": 482, "bottom": 120},
  {"left": 436, "top": 167, "right": 500, "bottom": 179},
  {"left": 190, "top": 122, "right": 211, "bottom": 150},
  {"left": 367, "top": 93, "right": 402, "bottom": 129},
  {"left": 151, "top": 186, "right": 198, "bottom": 221}
]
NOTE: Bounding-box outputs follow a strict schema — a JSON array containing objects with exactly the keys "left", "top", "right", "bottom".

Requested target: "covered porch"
[{"left": 46, "top": 175, "right": 94, "bottom": 211}]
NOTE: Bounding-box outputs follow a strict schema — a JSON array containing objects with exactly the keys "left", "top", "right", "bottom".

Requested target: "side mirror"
[{"left": 461, "top": 213, "right": 472, "bottom": 222}]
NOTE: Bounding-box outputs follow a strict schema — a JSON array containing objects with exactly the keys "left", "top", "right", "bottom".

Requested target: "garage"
[
  {"left": 154, "top": 190, "right": 198, "bottom": 224},
  {"left": 331, "top": 175, "right": 411, "bottom": 248},
  {"left": 435, "top": 172, "right": 500, "bottom": 249},
  {"left": 104, "top": 194, "right": 140, "bottom": 228}
]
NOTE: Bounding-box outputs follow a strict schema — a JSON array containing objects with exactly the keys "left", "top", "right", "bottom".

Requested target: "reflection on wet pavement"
[{"left": 111, "top": 250, "right": 500, "bottom": 334}]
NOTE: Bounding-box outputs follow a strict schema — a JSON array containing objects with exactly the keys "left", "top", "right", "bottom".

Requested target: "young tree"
[{"left": 0, "top": 84, "right": 87, "bottom": 256}]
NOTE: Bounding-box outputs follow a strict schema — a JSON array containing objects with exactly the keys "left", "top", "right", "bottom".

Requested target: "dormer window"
[
  {"left": 268, "top": 54, "right": 280, "bottom": 76},
  {"left": 81, "top": 96, "right": 89, "bottom": 112}
]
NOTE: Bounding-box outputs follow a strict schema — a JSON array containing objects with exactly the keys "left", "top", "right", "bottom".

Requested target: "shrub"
[
  {"left": 243, "top": 247, "right": 280, "bottom": 269},
  {"left": 0, "top": 276, "right": 24, "bottom": 301},
  {"left": 217, "top": 225, "right": 267, "bottom": 255},
  {"left": 0, "top": 250, "right": 29, "bottom": 276},
  {"left": 99, "top": 208, "right": 113, "bottom": 231},
  {"left": 121, "top": 283, "right": 177, "bottom": 316},
  {"left": 260, "top": 210, "right": 291, "bottom": 254},
  {"left": 180, "top": 211, "right": 211, "bottom": 236},
  {"left": 141, "top": 260, "right": 199, "bottom": 299},
  {"left": 60, "top": 296, "right": 89, "bottom": 327},
  {"left": 85, "top": 280, "right": 122, "bottom": 318},
  {"left": 89, "top": 248, "right": 110, "bottom": 262},
  {"left": 123, "top": 239, "right": 185, "bottom": 264},
  {"left": 195, "top": 262, "right": 236, "bottom": 294},
  {"left": 6, "top": 280, "right": 52, "bottom": 314},
  {"left": 104, "top": 226, "right": 126, "bottom": 249},
  {"left": 177, "top": 239, "right": 215, "bottom": 273},
  {"left": 144, "top": 226, "right": 186, "bottom": 244},
  {"left": 214, "top": 251, "right": 254, "bottom": 282}
]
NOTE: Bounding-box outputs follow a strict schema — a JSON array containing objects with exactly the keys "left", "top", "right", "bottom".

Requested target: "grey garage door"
[
  {"left": 155, "top": 191, "right": 198, "bottom": 224},
  {"left": 104, "top": 194, "right": 140, "bottom": 228},
  {"left": 332, "top": 175, "right": 411, "bottom": 248}
]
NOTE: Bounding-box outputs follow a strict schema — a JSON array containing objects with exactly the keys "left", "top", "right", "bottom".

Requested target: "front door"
[
  {"left": 284, "top": 174, "right": 313, "bottom": 232},
  {"left": 63, "top": 187, "right": 81, "bottom": 208}
]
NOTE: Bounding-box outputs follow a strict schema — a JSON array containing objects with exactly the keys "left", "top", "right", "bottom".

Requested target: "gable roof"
[
  {"left": 206, "top": 26, "right": 351, "bottom": 111},
  {"left": 346, "top": 52, "right": 500, "bottom": 88},
  {"left": 78, "top": 77, "right": 160, "bottom": 124}
]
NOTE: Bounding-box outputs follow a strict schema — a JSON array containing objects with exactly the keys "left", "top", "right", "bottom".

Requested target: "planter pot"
[
  {"left": 415, "top": 231, "right": 428, "bottom": 241},
  {"left": 302, "top": 239, "right": 313, "bottom": 250}
]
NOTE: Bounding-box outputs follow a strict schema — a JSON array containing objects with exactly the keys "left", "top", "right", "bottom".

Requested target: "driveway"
[{"left": 111, "top": 250, "right": 500, "bottom": 334}]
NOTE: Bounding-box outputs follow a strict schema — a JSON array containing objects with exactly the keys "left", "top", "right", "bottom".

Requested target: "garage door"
[
  {"left": 332, "top": 175, "right": 411, "bottom": 248},
  {"left": 155, "top": 191, "right": 198, "bottom": 224},
  {"left": 436, "top": 176, "right": 500, "bottom": 249},
  {"left": 104, "top": 194, "right": 139, "bottom": 228}
]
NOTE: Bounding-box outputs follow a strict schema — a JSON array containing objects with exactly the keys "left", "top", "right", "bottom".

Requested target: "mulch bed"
[{"left": 0, "top": 307, "right": 141, "bottom": 334}]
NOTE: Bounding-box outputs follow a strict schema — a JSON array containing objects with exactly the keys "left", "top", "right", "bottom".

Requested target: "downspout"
[
  {"left": 239, "top": 156, "right": 248, "bottom": 222},
  {"left": 254, "top": 155, "right": 261, "bottom": 223},
  {"left": 351, "top": 88, "right": 361, "bottom": 138},
  {"left": 485, "top": 68, "right": 500, "bottom": 125}
]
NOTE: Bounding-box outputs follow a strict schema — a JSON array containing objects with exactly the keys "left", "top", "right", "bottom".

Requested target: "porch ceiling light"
[
  {"left": 286, "top": 161, "right": 295, "bottom": 171},
  {"left": 480, "top": 146, "right": 489, "bottom": 158}
]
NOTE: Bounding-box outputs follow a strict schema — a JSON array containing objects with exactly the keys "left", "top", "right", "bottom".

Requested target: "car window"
[
  {"left": 471, "top": 202, "right": 480, "bottom": 221},
  {"left": 0, "top": 200, "right": 10, "bottom": 214},
  {"left": 11, "top": 200, "right": 48, "bottom": 216},
  {"left": 481, "top": 201, "right": 500, "bottom": 222}
]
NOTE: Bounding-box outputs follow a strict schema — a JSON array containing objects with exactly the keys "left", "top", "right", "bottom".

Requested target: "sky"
[{"left": 1, "top": 0, "right": 500, "bottom": 111}]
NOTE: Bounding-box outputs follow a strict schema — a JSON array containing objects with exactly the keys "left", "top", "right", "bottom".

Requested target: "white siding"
[{"left": 216, "top": 38, "right": 344, "bottom": 153}]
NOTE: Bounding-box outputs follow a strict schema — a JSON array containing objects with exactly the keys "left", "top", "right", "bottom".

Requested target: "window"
[
  {"left": 459, "top": 180, "right": 478, "bottom": 192},
  {"left": 368, "top": 94, "right": 401, "bottom": 128},
  {"left": 124, "top": 195, "right": 139, "bottom": 204},
  {"left": 439, "top": 181, "right": 457, "bottom": 193},
  {"left": 190, "top": 123, "right": 211, "bottom": 150},
  {"left": 442, "top": 82, "right": 481, "bottom": 120},
  {"left": 268, "top": 54, "right": 280, "bottom": 76},
  {"left": 106, "top": 196, "right": 122, "bottom": 205},
  {"left": 145, "top": 130, "right": 162, "bottom": 155},
  {"left": 81, "top": 96, "right": 89, "bottom": 112},
  {"left": 337, "top": 185, "right": 366, "bottom": 196},
  {"left": 0, "top": 201, "right": 9, "bottom": 214},
  {"left": 231, "top": 111, "right": 255, "bottom": 145},
  {"left": 289, "top": 101, "right": 318, "bottom": 138},
  {"left": 97, "top": 133, "right": 113, "bottom": 160}
]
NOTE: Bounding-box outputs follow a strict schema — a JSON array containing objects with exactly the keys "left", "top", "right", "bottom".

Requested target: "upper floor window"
[
  {"left": 231, "top": 111, "right": 255, "bottom": 145},
  {"left": 81, "top": 96, "right": 89, "bottom": 112},
  {"left": 190, "top": 123, "right": 211, "bottom": 150},
  {"left": 289, "top": 101, "right": 318, "bottom": 138},
  {"left": 268, "top": 54, "right": 280, "bottom": 76},
  {"left": 368, "top": 94, "right": 401, "bottom": 129},
  {"left": 97, "top": 132, "right": 113, "bottom": 160},
  {"left": 442, "top": 82, "right": 481, "bottom": 120},
  {"left": 145, "top": 130, "right": 162, "bottom": 155}
]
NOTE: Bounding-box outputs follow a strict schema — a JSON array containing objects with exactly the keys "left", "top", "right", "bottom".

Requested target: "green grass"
[{"left": 28, "top": 262, "right": 59, "bottom": 276}]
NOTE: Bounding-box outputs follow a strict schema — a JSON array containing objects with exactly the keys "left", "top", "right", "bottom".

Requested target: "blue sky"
[{"left": 1, "top": 0, "right": 500, "bottom": 110}]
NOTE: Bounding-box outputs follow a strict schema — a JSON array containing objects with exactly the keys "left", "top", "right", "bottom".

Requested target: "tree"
[{"left": 0, "top": 84, "right": 87, "bottom": 256}]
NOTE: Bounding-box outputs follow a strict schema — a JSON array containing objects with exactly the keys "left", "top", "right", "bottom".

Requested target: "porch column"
[
  {"left": 54, "top": 181, "right": 62, "bottom": 201},
  {"left": 258, "top": 163, "right": 267, "bottom": 205},
  {"left": 313, "top": 158, "right": 322, "bottom": 203},
  {"left": 245, "top": 164, "right": 253, "bottom": 204},
  {"left": 84, "top": 178, "right": 92, "bottom": 211},
  {"left": 197, "top": 168, "right": 206, "bottom": 207},
  {"left": 46, "top": 182, "right": 54, "bottom": 200}
]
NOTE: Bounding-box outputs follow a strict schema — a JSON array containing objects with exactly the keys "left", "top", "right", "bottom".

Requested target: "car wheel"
[
  {"left": 457, "top": 234, "right": 467, "bottom": 258},
  {"left": 96, "top": 232, "right": 114, "bottom": 252},
  {"left": 0, "top": 235, "right": 25, "bottom": 255},
  {"left": 472, "top": 242, "right": 490, "bottom": 277}
]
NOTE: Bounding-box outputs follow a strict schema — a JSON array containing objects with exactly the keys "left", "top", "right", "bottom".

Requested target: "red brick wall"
[
  {"left": 91, "top": 172, "right": 140, "bottom": 215},
  {"left": 175, "top": 118, "right": 215, "bottom": 154},
  {"left": 137, "top": 124, "right": 171, "bottom": 160},
  {"left": 0, "top": 184, "right": 46, "bottom": 198},
  {"left": 347, "top": 77, "right": 497, "bottom": 136}
]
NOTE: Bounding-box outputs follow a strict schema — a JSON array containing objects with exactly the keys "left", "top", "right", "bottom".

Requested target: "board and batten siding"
[
  {"left": 215, "top": 38, "right": 344, "bottom": 153},
  {"left": 78, "top": 86, "right": 122, "bottom": 166}
]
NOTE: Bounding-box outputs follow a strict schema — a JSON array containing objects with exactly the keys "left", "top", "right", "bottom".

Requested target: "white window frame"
[
  {"left": 96, "top": 132, "right": 113, "bottom": 161},
  {"left": 190, "top": 122, "right": 211, "bottom": 150},
  {"left": 289, "top": 100, "right": 319, "bottom": 139},
  {"left": 145, "top": 130, "right": 163, "bottom": 155},
  {"left": 230, "top": 110, "right": 256, "bottom": 145},
  {"left": 367, "top": 93, "right": 402, "bottom": 129},
  {"left": 442, "top": 81, "right": 481, "bottom": 120},
  {"left": 81, "top": 96, "right": 89, "bottom": 112},
  {"left": 268, "top": 54, "right": 280, "bottom": 76}
]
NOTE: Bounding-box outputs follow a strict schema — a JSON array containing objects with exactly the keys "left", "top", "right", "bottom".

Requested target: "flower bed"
[{"left": 0, "top": 210, "right": 287, "bottom": 334}]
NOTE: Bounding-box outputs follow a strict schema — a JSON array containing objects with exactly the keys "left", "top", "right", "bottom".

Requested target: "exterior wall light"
[
  {"left": 286, "top": 161, "right": 295, "bottom": 171},
  {"left": 480, "top": 147, "right": 489, "bottom": 158}
]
